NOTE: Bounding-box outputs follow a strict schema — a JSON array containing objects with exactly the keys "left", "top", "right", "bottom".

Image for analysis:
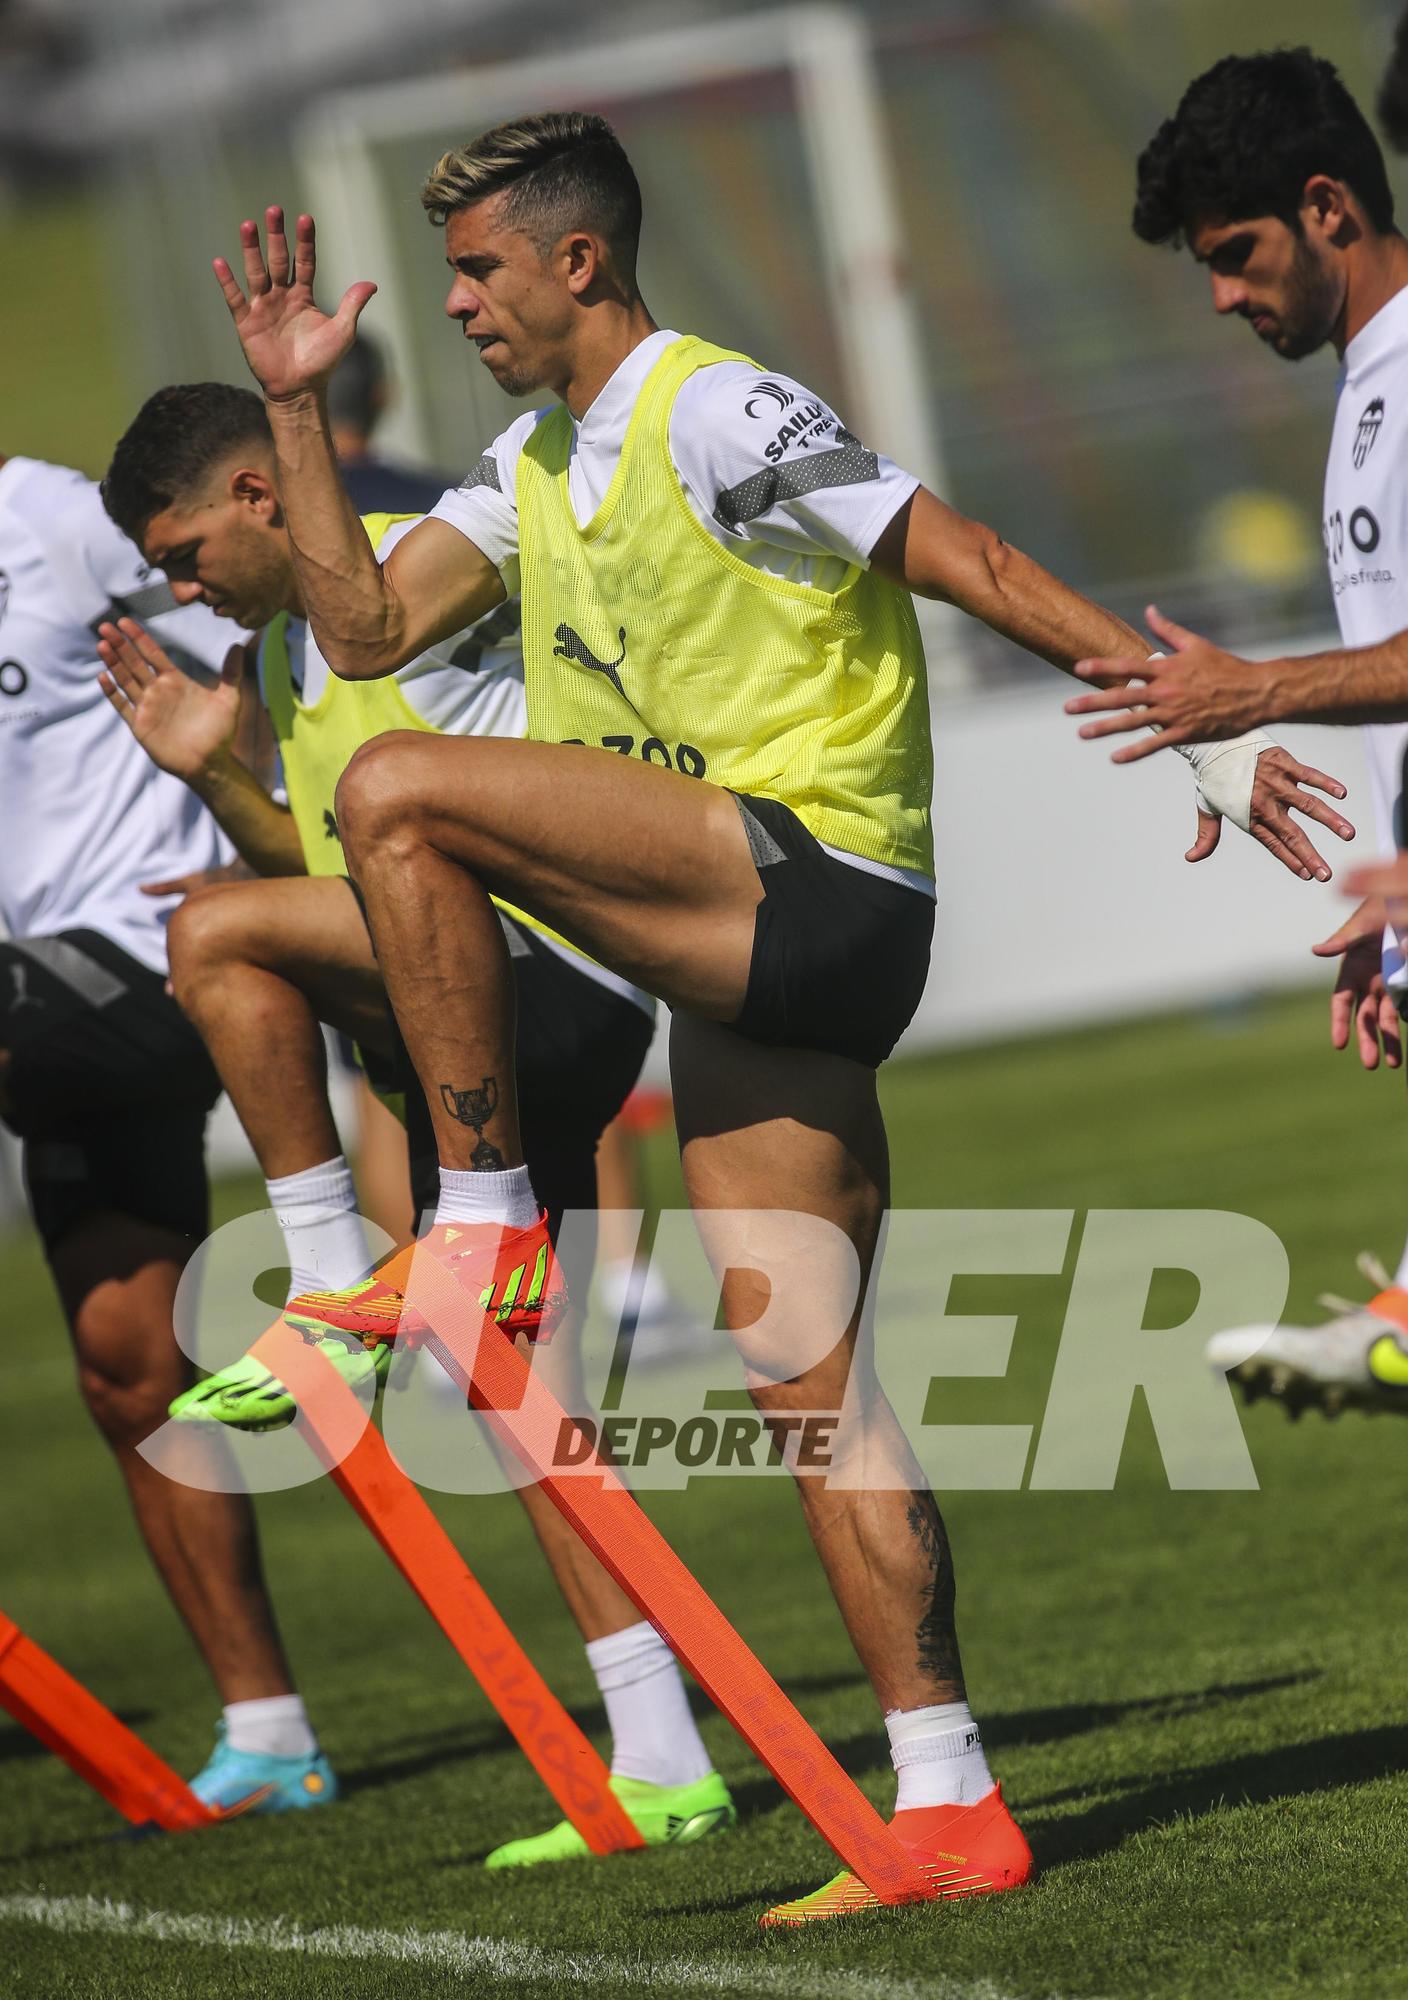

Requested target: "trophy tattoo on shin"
[{"left": 440, "top": 1076, "right": 505, "bottom": 1170}]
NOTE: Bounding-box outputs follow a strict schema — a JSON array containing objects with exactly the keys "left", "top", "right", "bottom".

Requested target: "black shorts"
[
  {"left": 365, "top": 908, "right": 654, "bottom": 1229},
  {"left": 0, "top": 930, "right": 220, "bottom": 1254},
  {"left": 730, "top": 793, "right": 934, "bottom": 1068}
]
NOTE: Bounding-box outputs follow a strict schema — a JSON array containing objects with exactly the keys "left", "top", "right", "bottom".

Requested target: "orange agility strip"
[
  {"left": 401, "top": 1246, "right": 932, "bottom": 1906},
  {"left": 248, "top": 1289, "right": 641, "bottom": 1858},
  {"left": 0, "top": 1611, "right": 213, "bottom": 1830}
]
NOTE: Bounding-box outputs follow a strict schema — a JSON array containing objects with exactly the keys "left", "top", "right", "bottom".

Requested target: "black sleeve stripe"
[
  {"left": 447, "top": 595, "right": 523, "bottom": 672},
  {"left": 95, "top": 578, "right": 180, "bottom": 628},
  {"left": 712, "top": 429, "right": 879, "bottom": 533},
  {"left": 459, "top": 452, "right": 502, "bottom": 494}
]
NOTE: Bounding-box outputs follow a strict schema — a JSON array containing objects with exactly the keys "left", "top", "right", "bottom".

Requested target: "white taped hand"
[
  {"left": 1139, "top": 653, "right": 1273, "bottom": 834},
  {"left": 1128, "top": 655, "right": 1351, "bottom": 881},
  {"left": 1173, "top": 731, "right": 1275, "bottom": 832}
]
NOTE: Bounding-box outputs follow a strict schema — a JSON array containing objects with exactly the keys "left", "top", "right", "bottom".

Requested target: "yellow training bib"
[
  {"left": 259, "top": 518, "right": 429, "bottom": 876},
  {"left": 258, "top": 513, "right": 597, "bottom": 959},
  {"left": 516, "top": 336, "right": 933, "bottom": 877}
]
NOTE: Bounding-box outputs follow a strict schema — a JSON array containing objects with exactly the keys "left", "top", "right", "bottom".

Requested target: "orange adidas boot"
[
  {"left": 760, "top": 1784, "right": 1034, "bottom": 1926},
  {"left": 286, "top": 1214, "right": 567, "bottom": 1352}
]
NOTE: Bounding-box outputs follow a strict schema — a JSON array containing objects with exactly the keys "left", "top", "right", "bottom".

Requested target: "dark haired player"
[
  {"left": 209, "top": 111, "right": 1347, "bottom": 1921},
  {"left": 0, "top": 451, "right": 336, "bottom": 1814},
  {"left": 1065, "top": 47, "right": 1408, "bottom": 1413},
  {"left": 97, "top": 379, "right": 732, "bottom": 1864}
]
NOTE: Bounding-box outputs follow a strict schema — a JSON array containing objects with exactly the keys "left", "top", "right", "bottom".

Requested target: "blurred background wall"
[
  {"left": 5, "top": 0, "right": 1400, "bottom": 659},
  {"left": 0, "top": 0, "right": 1400, "bottom": 1101}
]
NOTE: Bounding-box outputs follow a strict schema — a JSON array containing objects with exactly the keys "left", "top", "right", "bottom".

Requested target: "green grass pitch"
[{"left": 3, "top": 988, "right": 1407, "bottom": 1999}]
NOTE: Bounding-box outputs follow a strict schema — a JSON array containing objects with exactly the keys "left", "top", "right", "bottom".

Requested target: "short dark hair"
[
  {"left": 102, "top": 382, "right": 272, "bottom": 543},
  {"left": 1379, "top": 8, "right": 1408, "bottom": 154},
  {"left": 1134, "top": 48, "right": 1395, "bottom": 247},
  {"left": 421, "top": 111, "right": 643, "bottom": 282},
  {"left": 326, "top": 333, "right": 387, "bottom": 435}
]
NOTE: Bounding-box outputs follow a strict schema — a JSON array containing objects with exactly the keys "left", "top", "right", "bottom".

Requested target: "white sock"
[
  {"left": 223, "top": 1694, "right": 316, "bottom": 1760},
  {"left": 585, "top": 1620, "right": 714, "bottom": 1787},
  {"left": 266, "top": 1156, "right": 369, "bottom": 1305},
  {"left": 597, "top": 1256, "right": 676, "bottom": 1325},
  {"left": 886, "top": 1700, "right": 996, "bottom": 1811},
  {"left": 434, "top": 1163, "right": 539, "bottom": 1232}
]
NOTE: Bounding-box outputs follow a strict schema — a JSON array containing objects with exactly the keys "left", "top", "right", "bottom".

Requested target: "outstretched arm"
[
  {"left": 870, "top": 489, "right": 1149, "bottom": 671},
  {"left": 872, "top": 495, "right": 1354, "bottom": 881},
  {"left": 1067, "top": 604, "right": 1408, "bottom": 749},
  {"left": 97, "top": 621, "right": 306, "bottom": 877},
  {"left": 213, "top": 206, "right": 502, "bottom": 677}
]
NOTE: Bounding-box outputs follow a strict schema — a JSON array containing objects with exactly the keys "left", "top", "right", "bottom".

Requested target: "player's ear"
[
  {"left": 1302, "top": 174, "right": 1352, "bottom": 244},
  {"left": 229, "top": 465, "right": 280, "bottom": 518},
  {"left": 562, "top": 230, "right": 601, "bottom": 296}
]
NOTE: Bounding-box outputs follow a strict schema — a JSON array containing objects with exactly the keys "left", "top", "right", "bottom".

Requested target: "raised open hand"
[
  {"left": 1312, "top": 896, "right": 1401, "bottom": 1069},
  {"left": 97, "top": 619, "right": 244, "bottom": 782},
  {"left": 1177, "top": 746, "right": 1354, "bottom": 882},
  {"left": 213, "top": 205, "right": 376, "bottom": 401}
]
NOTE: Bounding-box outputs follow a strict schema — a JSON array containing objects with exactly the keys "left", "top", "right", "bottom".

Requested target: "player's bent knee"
[
  {"left": 72, "top": 1299, "right": 184, "bottom": 1446},
  {"left": 77, "top": 1361, "right": 176, "bottom": 1448},
  {"left": 334, "top": 732, "right": 432, "bottom": 853},
  {"left": 165, "top": 885, "right": 242, "bottom": 1001}
]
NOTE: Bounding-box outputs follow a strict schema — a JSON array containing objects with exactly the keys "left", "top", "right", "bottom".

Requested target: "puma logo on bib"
[{"left": 553, "top": 622, "right": 627, "bottom": 696}]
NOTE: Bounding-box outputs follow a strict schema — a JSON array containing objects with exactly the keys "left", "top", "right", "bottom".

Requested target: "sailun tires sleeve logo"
[{"left": 744, "top": 379, "right": 795, "bottom": 418}]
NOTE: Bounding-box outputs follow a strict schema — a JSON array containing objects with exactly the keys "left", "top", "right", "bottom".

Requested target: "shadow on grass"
[
  {"left": 337, "top": 1666, "right": 872, "bottom": 1804},
  {"left": 0, "top": 1710, "right": 155, "bottom": 1764},
  {"left": 340, "top": 1719, "right": 526, "bottom": 1797},
  {"left": 981, "top": 1670, "right": 1318, "bottom": 1753},
  {"left": 1029, "top": 1722, "right": 1408, "bottom": 1870},
  {"left": 0, "top": 1835, "right": 120, "bottom": 1868},
  {"left": 721, "top": 1671, "right": 1317, "bottom": 1827},
  {"left": 673, "top": 1720, "right": 1408, "bottom": 1921},
  {"left": 299, "top": 1669, "right": 1340, "bottom": 1880},
  {"left": 0, "top": 1818, "right": 165, "bottom": 1868}
]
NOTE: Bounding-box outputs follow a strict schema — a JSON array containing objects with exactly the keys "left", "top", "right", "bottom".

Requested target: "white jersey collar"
[
  {"left": 573, "top": 327, "right": 682, "bottom": 451},
  {"left": 1342, "top": 279, "right": 1408, "bottom": 382}
]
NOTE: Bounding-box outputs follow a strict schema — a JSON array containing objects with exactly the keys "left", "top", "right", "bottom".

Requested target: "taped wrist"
[
  {"left": 1141, "top": 654, "right": 1273, "bottom": 833},
  {"left": 1173, "top": 733, "right": 1274, "bottom": 832}
]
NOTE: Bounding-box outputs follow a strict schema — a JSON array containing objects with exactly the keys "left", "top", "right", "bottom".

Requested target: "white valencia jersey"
[
  {"left": 1323, "top": 283, "right": 1408, "bottom": 986},
  {"left": 0, "top": 457, "right": 236, "bottom": 973}
]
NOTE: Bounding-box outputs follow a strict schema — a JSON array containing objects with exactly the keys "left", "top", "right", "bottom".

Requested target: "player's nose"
[
  {"left": 168, "top": 580, "right": 206, "bottom": 606},
  {"left": 1210, "top": 274, "right": 1246, "bottom": 316}
]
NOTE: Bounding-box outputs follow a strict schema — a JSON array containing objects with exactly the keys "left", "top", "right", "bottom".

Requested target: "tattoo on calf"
[
  {"left": 906, "top": 1490, "right": 965, "bottom": 1694},
  {"left": 439, "top": 1077, "right": 506, "bottom": 1171}
]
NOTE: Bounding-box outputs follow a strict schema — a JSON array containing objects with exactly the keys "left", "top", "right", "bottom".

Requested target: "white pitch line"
[{"left": 0, "top": 1893, "right": 1035, "bottom": 2000}]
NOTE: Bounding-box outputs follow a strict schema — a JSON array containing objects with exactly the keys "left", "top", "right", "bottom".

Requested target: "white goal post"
[
  {"left": 296, "top": 5, "right": 945, "bottom": 492},
  {"left": 297, "top": 5, "right": 971, "bottom": 685}
]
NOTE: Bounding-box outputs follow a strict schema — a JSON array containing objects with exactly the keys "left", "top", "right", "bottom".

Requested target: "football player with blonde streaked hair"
[{"left": 207, "top": 109, "right": 1349, "bottom": 1920}]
